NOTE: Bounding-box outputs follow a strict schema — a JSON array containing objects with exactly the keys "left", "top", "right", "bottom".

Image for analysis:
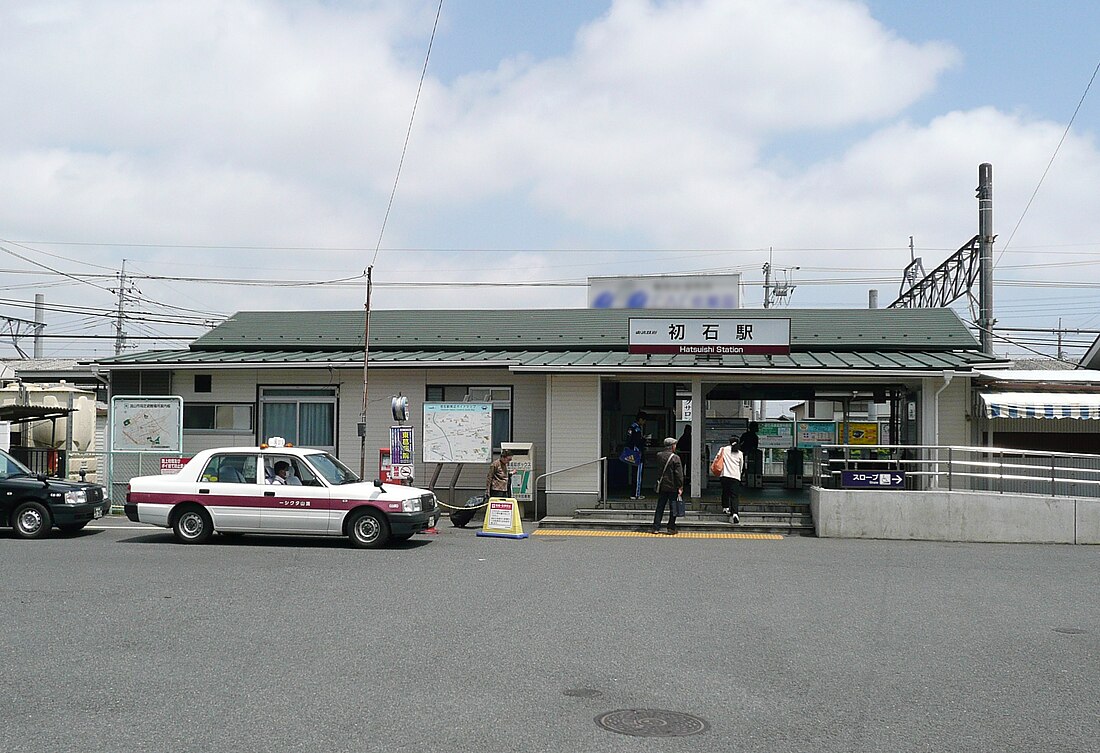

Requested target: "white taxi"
[{"left": 124, "top": 444, "right": 437, "bottom": 548}]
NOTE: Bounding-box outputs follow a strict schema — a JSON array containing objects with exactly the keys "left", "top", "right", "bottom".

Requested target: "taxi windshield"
[{"left": 304, "top": 452, "right": 361, "bottom": 486}]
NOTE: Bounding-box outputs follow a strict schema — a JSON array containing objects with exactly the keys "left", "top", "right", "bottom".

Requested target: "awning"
[{"left": 980, "top": 392, "right": 1100, "bottom": 420}]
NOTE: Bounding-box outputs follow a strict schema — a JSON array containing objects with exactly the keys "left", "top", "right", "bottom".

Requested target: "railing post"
[
  {"left": 1051, "top": 455, "right": 1057, "bottom": 497},
  {"left": 998, "top": 449, "right": 1004, "bottom": 494},
  {"left": 947, "top": 447, "right": 953, "bottom": 491}
]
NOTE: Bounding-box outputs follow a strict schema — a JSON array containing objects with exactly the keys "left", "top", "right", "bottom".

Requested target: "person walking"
[
  {"left": 626, "top": 411, "right": 648, "bottom": 500},
  {"left": 713, "top": 436, "right": 745, "bottom": 524},
  {"left": 486, "top": 448, "right": 513, "bottom": 499},
  {"left": 650, "top": 437, "right": 684, "bottom": 535}
]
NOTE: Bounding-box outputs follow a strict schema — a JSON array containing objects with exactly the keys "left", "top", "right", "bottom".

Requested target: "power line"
[
  {"left": 370, "top": 0, "right": 444, "bottom": 270},
  {"left": 995, "top": 55, "right": 1100, "bottom": 267}
]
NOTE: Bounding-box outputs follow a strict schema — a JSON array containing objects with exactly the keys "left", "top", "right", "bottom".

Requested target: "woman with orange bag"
[{"left": 711, "top": 436, "right": 745, "bottom": 524}]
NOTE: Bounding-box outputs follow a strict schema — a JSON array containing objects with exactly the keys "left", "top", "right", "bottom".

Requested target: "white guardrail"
[{"left": 812, "top": 444, "right": 1100, "bottom": 498}]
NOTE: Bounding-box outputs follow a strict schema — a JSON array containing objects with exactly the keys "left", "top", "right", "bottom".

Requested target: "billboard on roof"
[{"left": 588, "top": 274, "right": 741, "bottom": 309}]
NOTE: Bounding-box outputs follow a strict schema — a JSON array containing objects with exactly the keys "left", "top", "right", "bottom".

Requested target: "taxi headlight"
[
  {"left": 401, "top": 497, "right": 422, "bottom": 513},
  {"left": 64, "top": 490, "right": 88, "bottom": 505}
]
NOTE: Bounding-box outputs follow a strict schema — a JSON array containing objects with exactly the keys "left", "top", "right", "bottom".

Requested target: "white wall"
[
  {"left": 545, "top": 373, "right": 601, "bottom": 514},
  {"left": 174, "top": 366, "right": 549, "bottom": 497}
]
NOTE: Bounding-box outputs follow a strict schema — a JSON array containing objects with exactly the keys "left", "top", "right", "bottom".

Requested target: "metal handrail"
[
  {"left": 533, "top": 456, "right": 609, "bottom": 520},
  {"left": 814, "top": 444, "right": 1100, "bottom": 497}
]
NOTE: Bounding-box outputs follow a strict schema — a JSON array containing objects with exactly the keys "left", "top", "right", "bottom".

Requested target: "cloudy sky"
[{"left": 1, "top": 0, "right": 1098, "bottom": 360}]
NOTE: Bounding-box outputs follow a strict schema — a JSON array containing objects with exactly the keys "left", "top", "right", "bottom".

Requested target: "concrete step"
[{"left": 538, "top": 514, "right": 816, "bottom": 536}]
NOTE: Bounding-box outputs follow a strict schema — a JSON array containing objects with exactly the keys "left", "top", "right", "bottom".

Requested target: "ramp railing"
[{"left": 813, "top": 444, "right": 1100, "bottom": 498}]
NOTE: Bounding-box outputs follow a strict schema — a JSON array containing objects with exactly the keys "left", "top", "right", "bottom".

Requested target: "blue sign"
[
  {"left": 841, "top": 470, "right": 905, "bottom": 489},
  {"left": 390, "top": 425, "right": 414, "bottom": 465}
]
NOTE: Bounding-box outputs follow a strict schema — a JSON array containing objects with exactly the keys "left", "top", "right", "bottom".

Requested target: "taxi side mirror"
[{"left": 373, "top": 479, "right": 385, "bottom": 491}]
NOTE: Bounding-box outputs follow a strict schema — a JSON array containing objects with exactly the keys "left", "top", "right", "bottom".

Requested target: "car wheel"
[
  {"left": 348, "top": 509, "right": 390, "bottom": 549},
  {"left": 12, "top": 501, "right": 51, "bottom": 539},
  {"left": 172, "top": 505, "right": 213, "bottom": 544},
  {"left": 59, "top": 522, "right": 88, "bottom": 533}
]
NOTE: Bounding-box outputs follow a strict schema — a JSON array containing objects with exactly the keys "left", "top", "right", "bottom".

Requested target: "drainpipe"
[
  {"left": 932, "top": 371, "right": 954, "bottom": 488},
  {"left": 932, "top": 371, "right": 954, "bottom": 445}
]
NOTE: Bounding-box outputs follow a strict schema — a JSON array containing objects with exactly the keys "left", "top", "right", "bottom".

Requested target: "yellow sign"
[
  {"left": 476, "top": 497, "right": 529, "bottom": 539},
  {"left": 840, "top": 422, "right": 879, "bottom": 445}
]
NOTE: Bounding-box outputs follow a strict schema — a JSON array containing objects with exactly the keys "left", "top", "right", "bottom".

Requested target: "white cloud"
[{"left": 0, "top": 0, "right": 1098, "bottom": 351}]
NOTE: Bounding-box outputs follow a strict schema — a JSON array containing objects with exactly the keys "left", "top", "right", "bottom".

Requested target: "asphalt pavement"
[{"left": 1, "top": 517, "right": 1096, "bottom": 753}]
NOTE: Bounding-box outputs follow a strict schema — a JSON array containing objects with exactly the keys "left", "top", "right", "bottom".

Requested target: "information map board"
[
  {"left": 110, "top": 396, "right": 183, "bottom": 453},
  {"left": 422, "top": 403, "right": 493, "bottom": 464}
]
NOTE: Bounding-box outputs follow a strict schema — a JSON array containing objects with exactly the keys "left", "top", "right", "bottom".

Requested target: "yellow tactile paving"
[{"left": 533, "top": 529, "right": 783, "bottom": 540}]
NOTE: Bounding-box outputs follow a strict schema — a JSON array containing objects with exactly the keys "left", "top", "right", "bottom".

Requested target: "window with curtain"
[{"left": 259, "top": 387, "right": 338, "bottom": 452}]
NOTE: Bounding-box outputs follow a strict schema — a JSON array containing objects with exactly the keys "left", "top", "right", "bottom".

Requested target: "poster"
[
  {"left": 839, "top": 422, "right": 879, "bottom": 445},
  {"left": 797, "top": 421, "right": 836, "bottom": 448},
  {"left": 758, "top": 421, "right": 794, "bottom": 449}
]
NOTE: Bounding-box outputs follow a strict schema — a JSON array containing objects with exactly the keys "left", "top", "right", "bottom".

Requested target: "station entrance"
[{"left": 600, "top": 378, "right": 919, "bottom": 504}]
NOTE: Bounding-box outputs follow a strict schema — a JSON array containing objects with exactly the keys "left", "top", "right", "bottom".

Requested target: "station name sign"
[{"left": 628, "top": 318, "right": 791, "bottom": 355}]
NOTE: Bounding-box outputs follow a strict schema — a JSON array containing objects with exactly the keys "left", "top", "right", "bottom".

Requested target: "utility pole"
[
  {"left": 114, "top": 259, "right": 128, "bottom": 355},
  {"left": 762, "top": 259, "right": 772, "bottom": 309},
  {"left": 977, "top": 163, "right": 995, "bottom": 355},
  {"left": 358, "top": 266, "right": 373, "bottom": 479}
]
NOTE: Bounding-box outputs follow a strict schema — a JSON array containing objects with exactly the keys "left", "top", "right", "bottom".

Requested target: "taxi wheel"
[
  {"left": 348, "top": 510, "right": 390, "bottom": 549},
  {"left": 12, "top": 501, "right": 51, "bottom": 539},
  {"left": 172, "top": 505, "right": 213, "bottom": 544}
]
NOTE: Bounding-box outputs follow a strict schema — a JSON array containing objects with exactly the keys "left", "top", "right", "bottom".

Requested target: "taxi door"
[
  {"left": 259, "top": 454, "right": 331, "bottom": 533},
  {"left": 197, "top": 452, "right": 264, "bottom": 531}
]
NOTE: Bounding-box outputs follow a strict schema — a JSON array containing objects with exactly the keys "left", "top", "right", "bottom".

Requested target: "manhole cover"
[
  {"left": 564, "top": 688, "right": 601, "bottom": 698},
  {"left": 1053, "top": 627, "right": 1087, "bottom": 635},
  {"left": 595, "top": 709, "right": 709, "bottom": 737}
]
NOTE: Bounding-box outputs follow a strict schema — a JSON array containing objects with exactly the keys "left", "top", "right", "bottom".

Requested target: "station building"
[{"left": 95, "top": 307, "right": 1012, "bottom": 515}]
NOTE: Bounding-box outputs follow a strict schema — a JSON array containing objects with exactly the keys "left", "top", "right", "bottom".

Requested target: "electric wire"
[
  {"left": 369, "top": 0, "right": 444, "bottom": 271},
  {"left": 994, "top": 55, "right": 1100, "bottom": 267}
]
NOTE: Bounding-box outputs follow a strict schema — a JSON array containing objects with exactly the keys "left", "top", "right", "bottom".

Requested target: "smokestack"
[{"left": 868, "top": 289, "right": 879, "bottom": 309}]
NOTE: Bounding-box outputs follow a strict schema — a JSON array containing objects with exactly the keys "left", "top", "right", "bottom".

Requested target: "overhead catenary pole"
[{"left": 977, "top": 163, "right": 995, "bottom": 355}]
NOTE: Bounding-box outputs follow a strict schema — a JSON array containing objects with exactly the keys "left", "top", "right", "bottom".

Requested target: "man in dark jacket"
[
  {"left": 650, "top": 437, "right": 685, "bottom": 535},
  {"left": 626, "top": 411, "right": 648, "bottom": 499}
]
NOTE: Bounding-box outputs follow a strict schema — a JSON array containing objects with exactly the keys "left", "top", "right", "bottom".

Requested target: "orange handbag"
[{"left": 710, "top": 449, "right": 724, "bottom": 477}]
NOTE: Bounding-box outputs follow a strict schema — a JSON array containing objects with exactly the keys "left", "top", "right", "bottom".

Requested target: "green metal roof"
[
  {"left": 96, "top": 347, "right": 1004, "bottom": 372},
  {"left": 185, "top": 307, "right": 980, "bottom": 353}
]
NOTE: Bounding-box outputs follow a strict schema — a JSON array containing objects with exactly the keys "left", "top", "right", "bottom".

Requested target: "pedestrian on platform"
[
  {"left": 714, "top": 436, "right": 745, "bottom": 524},
  {"left": 651, "top": 437, "right": 684, "bottom": 535},
  {"left": 626, "top": 411, "right": 649, "bottom": 500}
]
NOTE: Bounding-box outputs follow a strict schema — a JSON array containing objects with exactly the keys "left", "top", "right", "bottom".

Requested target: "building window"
[
  {"left": 194, "top": 374, "right": 212, "bottom": 393},
  {"left": 184, "top": 404, "right": 254, "bottom": 432},
  {"left": 425, "top": 385, "right": 512, "bottom": 448},
  {"left": 112, "top": 370, "right": 171, "bottom": 395},
  {"left": 259, "top": 386, "right": 337, "bottom": 452}
]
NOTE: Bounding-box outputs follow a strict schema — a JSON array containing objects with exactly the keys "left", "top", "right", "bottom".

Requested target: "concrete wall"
[{"left": 812, "top": 487, "right": 1100, "bottom": 544}]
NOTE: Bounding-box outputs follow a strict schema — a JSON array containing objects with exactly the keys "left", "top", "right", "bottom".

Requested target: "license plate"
[{"left": 93, "top": 508, "right": 103, "bottom": 519}]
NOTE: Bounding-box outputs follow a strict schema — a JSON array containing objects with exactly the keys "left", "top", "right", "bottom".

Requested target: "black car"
[{"left": 0, "top": 448, "right": 109, "bottom": 539}]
